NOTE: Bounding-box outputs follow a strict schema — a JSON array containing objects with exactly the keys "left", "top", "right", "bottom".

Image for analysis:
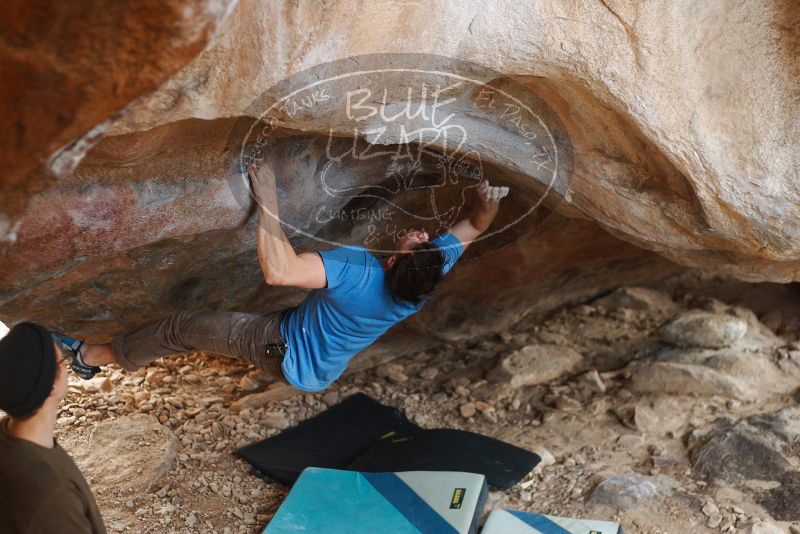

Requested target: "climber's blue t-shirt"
[{"left": 279, "top": 231, "right": 464, "bottom": 392}]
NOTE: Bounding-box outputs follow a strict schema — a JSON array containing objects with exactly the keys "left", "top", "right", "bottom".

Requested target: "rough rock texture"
[
  {"left": 587, "top": 473, "right": 680, "bottom": 511},
  {"left": 488, "top": 344, "right": 583, "bottom": 388},
  {"left": 691, "top": 407, "right": 800, "bottom": 521},
  {"left": 628, "top": 307, "right": 799, "bottom": 400},
  {"left": 0, "top": 0, "right": 238, "bottom": 242},
  {"left": 628, "top": 343, "right": 799, "bottom": 401},
  {"left": 592, "top": 286, "right": 678, "bottom": 314},
  {"left": 658, "top": 310, "right": 748, "bottom": 349},
  {"left": 76, "top": 414, "right": 179, "bottom": 493},
  {"left": 1, "top": 1, "right": 799, "bottom": 354}
]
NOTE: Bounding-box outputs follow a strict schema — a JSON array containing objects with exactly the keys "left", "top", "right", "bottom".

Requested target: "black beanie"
[{"left": 0, "top": 322, "right": 56, "bottom": 418}]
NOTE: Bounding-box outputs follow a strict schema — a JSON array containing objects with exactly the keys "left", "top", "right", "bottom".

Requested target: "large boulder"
[
  {"left": 628, "top": 310, "right": 797, "bottom": 400},
  {"left": 658, "top": 311, "right": 748, "bottom": 349},
  {"left": 0, "top": 1, "right": 797, "bottom": 359},
  {"left": 690, "top": 407, "right": 800, "bottom": 521},
  {"left": 0, "top": 0, "right": 237, "bottom": 243}
]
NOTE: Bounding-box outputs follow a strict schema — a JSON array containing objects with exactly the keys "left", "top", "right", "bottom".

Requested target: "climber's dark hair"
[{"left": 386, "top": 242, "right": 446, "bottom": 306}]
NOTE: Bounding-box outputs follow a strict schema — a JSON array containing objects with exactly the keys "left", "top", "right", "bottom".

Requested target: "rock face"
[
  {"left": 0, "top": 0, "right": 237, "bottom": 243},
  {"left": 1, "top": 1, "right": 798, "bottom": 357}
]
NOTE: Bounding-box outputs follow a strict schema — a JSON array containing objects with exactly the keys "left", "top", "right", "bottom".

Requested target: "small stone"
[
  {"left": 238, "top": 375, "right": 261, "bottom": 392},
  {"left": 262, "top": 412, "right": 290, "bottom": 430},
  {"left": 419, "top": 368, "right": 438, "bottom": 380},
  {"left": 616, "top": 434, "right": 644, "bottom": 450},
  {"left": 375, "top": 363, "right": 404, "bottom": 379},
  {"left": 454, "top": 385, "right": 469, "bottom": 397},
  {"left": 726, "top": 399, "right": 741, "bottom": 410},
  {"left": 387, "top": 372, "right": 408, "bottom": 384},
  {"left": 473, "top": 401, "right": 492, "bottom": 412},
  {"left": 702, "top": 500, "right": 720, "bottom": 518},
  {"left": 577, "top": 369, "right": 606, "bottom": 393},
  {"left": 706, "top": 515, "right": 722, "bottom": 529},
  {"left": 321, "top": 390, "right": 340, "bottom": 406},
  {"left": 82, "top": 376, "right": 110, "bottom": 393},
  {"left": 100, "top": 378, "right": 113, "bottom": 392},
  {"left": 481, "top": 410, "right": 498, "bottom": 423},
  {"left": 532, "top": 447, "right": 556, "bottom": 470},
  {"left": 554, "top": 395, "right": 582, "bottom": 412},
  {"left": 113, "top": 522, "right": 125, "bottom": 532},
  {"left": 488, "top": 344, "right": 583, "bottom": 389},
  {"left": 459, "top": 403, "right": 476, "bottom": 418},
  {"left": 588, "top": 473, "right": 680, "bottom": 511},
  {"left": 186, "top": 514, "right": 197, "bottom": 527}
]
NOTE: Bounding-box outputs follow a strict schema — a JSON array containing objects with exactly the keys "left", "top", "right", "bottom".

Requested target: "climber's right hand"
[{"left": 246, "top": 162, "right": 278, "bottom": 206}]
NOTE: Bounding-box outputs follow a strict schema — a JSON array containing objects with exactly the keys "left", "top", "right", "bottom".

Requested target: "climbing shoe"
[{"left": 50, "top": 332, "right": 100, "bottom": 380}]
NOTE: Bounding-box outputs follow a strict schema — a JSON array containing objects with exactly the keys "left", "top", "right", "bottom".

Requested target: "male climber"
[{"left": 52, "top": 163, "right": 509, "bottom": 392}]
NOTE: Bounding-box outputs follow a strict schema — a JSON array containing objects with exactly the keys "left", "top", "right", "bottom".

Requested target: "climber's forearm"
[
  {"left": 256, "top": 205, "right": 298, "bottom": 285},
  {"left": 467, "top": 202, "right": 499, "bottom": 233},
  {"left": 451, "top": 181, "right": 508, "bottom": 246}
]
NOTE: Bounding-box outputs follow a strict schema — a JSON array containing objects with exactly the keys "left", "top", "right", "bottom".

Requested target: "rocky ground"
[{"left": 50, "top": 270, "right": 800, "bottom": 534}]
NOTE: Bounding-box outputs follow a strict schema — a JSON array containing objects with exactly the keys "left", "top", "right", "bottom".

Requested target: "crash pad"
[
  {"left": 481, "top": 509, "right": 622, "bottom": 534},
  {"left": 264, "top": 468, "right": 488, "bottom": 534},
  {"left": 237, "top": 393, "right": 539, "bottom": 489},
  {"left": 348, "top": 428, "right": 540, "bottom": 490},
  {"left": 237, "top": 393, "right": 420, "bottom": 484}
]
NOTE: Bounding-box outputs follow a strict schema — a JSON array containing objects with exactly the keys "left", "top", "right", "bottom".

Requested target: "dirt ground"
[{"left": 54, "top": 270, "right": 800, "bottom": 533}]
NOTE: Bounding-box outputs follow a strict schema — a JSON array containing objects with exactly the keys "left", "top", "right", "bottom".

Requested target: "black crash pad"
[
  {"left": 237, "top": 393, "right": 540, "bottom": 489},
  {"left": 237, "top": 393, "right": 420, "bottom": 484},
  {"left": 348, "top": 428, "right": 540, "bottom": 491}
]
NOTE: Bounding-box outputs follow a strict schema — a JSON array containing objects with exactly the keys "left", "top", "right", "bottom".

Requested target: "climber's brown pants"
[{"left": 111, "top": 310, "right": 290, "bottom": 378}]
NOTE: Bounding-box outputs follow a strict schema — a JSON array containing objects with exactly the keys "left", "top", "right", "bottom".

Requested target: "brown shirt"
[{"left": 0, "top": 417, "right": 106, "bottom": 534}]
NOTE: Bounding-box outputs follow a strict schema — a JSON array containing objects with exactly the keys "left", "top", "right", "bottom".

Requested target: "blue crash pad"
[{"left": 264, "top": 468, "right": 488, "bottom": 534}]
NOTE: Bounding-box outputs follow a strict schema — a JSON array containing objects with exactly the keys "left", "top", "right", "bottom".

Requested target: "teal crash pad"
[{"left": 264, "top": 468, "right": 488, "bottom": 534}]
